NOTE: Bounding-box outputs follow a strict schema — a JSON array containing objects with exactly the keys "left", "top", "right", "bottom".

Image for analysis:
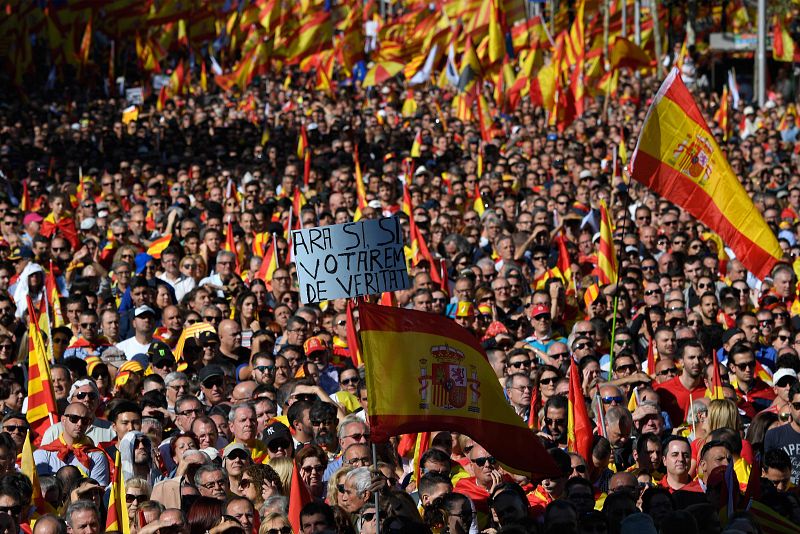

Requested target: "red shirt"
[
  {"left": 654, "top": 376, "right": 707, "bottom": 426},
  {"left": 735, "top": 379, "right": 776, "bottom": 419},
  {"left": 659, "top": 475, "right": 704, "bottom": 494}
]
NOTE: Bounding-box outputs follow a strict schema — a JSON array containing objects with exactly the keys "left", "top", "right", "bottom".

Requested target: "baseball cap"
[
  {"left": 198, "top": 364, "right": 225, "bottom": 384},
  {"left": 199, "top": 331, "right": 219, "bottom": 346},
  {"left": 721, "top": 328, "right": 744, "bottom": 345},
  {"left": 8, "top": 247, "right": 34, "bottom": 261},
  {"left": 134, "top": 305, "right": 156, "bottom": 318},
  {"left": 773, "top": 368, "right": 797, "bottom": 386},
  {"left": 263, "top": 422, "right": 292, "bottom": 450},
  {"left": 79, "top": 218, "right": 96, "bottom": 231},
  {"left": 303, "top": 336, "right": 326, "bottom": 355},
  {"left": 529, "top": 304, "right": 550, "bottom": 318},
  {"left": 222, "top": 442, "right": 250, "bottom": 459},
  {"left": 23, "top": 213, "right": 43, "bottom": 226}
]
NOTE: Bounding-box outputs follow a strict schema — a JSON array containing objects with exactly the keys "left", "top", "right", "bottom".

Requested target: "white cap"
[
  {"left": 367, "top": 200, "right": 382, "bottom": 209},
  {"left": 744, "top": 106, "right": 755, "bottom": 115},
  {"left": 79, "top": 218, "right": 96, "bottom": 231},
  {"left": 773, "top": 368, "right": 797, "bottom": 386},
  {"left": 579, "top": 170, "right": 593, "bottom": 179}
]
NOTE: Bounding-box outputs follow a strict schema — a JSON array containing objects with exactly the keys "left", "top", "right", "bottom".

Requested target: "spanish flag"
[
  {"left": 223, "top": 221, "right": 240, "bottom": 274},
  {"left": 256, "top": 233, "right": 280, "bottom": 288},
  {"left": 345, "top": 300, "right": 362, "bottom": 367},
  {"left": 411, "top": 130, "right": 422, "bottom": 158},
  {"left": 706, "top": 358, "right": 725, "bottom": 400},
  {"left": 567, "top": 355, "right": 592, "bottom": 463},
  {"left": 288, "top": 458, "right": 313, "bottom": 534},
  {"left": 596, "top": 200, "right": 617, "bottom": 284},
  {"left": 26, "top": 296, "right": 59, "bottom": 446},
  {"left": 106, "top": 451, "right": 130, "bottom": 534},
  {"left": 21, "top": 431, "right": 55, "bottom": 516},
  {"left": 360, "top": 303, "right": 559, "bottom": 478},
  {"left": 146, "top": 233, "right": 172, "bottom": 259},
  {"left": 45, "top": 261, "right": 64, "bottom": 329},
  {"left": 630, "top": 68, "right": 782, "bottom": 280}
]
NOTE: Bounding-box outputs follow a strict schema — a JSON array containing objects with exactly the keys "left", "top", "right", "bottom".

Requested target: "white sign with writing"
[{"left": 291, "top": 217, "right": 410, "bottom": 303}]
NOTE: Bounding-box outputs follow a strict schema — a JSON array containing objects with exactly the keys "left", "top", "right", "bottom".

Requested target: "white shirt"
[
  {"left": 157, "top": 272, "right": 196, "bottom": 302},
  {"left": 116, "top": 336, "right": 153, "bottom": 359}
]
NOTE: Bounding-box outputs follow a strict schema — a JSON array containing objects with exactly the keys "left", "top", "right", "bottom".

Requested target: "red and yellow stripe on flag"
[
  {"left": 45, "top": 261, "right": 64, "bottom": 329},
  {"left": 630, "top": 68, "right": 782, "bottom": 280},
  {"left": 223, "top": 221, "right": 241, "bottom": 274},
  {"left": 567, "top": 355, "right": 592, "bottom": 462},
  {"left": 411, "top": 431, "right": 431, "bottom": 483},
  {"left": 596, "top": 200, "right": 617, "bottom": 284},
  {"left": 256, "top": 234, "right": 280, "bottom": 288},
  {"left": 106, "top": 450, "right": 130, "bottom": 534},
  {"left": 21, "top": 431, "right": 55, "bottom": 516},
  {"left": 359, "top": 303, "right": 559, "bottom": 479},
  {"left": 146, "top": 233, "right": 172, "bottom": 259},
  {"left": 748, "top": 499, "right": 799, "bottom": 534},
  {"left": 706, "top": 358, "right": 725, "bottom": 400},
  {"left": 26, "top": 296, "right": 59, "bottom": 446},
  {"left": 353, "top": 144, "right": 368, "bottom": 221},
  {"left": 345, "top": 300, "right": 362, "bottom": 367},
  {"left": 173, "top": 322, "right": 216, "bottom": 369}
]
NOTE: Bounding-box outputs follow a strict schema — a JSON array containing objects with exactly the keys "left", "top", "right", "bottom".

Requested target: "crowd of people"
[{"left": 1, "top": 29, "right": 800, "bottom": 534}]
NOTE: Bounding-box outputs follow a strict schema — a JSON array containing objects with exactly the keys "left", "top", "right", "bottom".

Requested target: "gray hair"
[
  {"left": 164, "top": 372, "right": 188, "bottom": 386},
  {"left": 337, "top": 415, "right": 367, "bottom": 440},
  {"left": 66, "top": 500, "right": 99, "bottom": 527},
  {"left": 194, "top": 464, "right": 227, "bottom": 488},
  {"left": 687, "top": 400, "right": 709, "bottom": 426},
  {"left": 343, "top": 467, "right": 371, "bottom": 497},
  {"left": 216, "top": 250, "right": 236, "bottom": 265},
  {"left": 262, "top": 495, "right": 289, "bottom": 515},
  {"left": 228, "top": 402, "right": 255, "bottom": 423}
]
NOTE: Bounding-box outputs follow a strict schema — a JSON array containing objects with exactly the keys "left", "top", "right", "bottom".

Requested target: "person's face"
[
  {"left": 507, "top": 376, "right": 532, "bottom": 407},
  {"left": 663, "top": 440, "right": 691, "bottom": 477},
  {"left": 63, "top": 404, "right": 92, "bottom": 441},
  {"left": 301, "top": 512, "right": 329, "bottom": 534},
  {"left": 340, "top": 478, "right": 368, "bottom": 513},
  {"left": 339, "top": 422, "right": 370, "bottom": 450},
  {"left": 740, "top": 315, "right": 759, "bottom": 343},
  {"left": 113, "top": 411, "right": 142, "bottom": 442},
  {"left": 67, "top": 509, "right": 100, "bottom": 534},
  {"left": 545, "top": 407, "right": 567, "bottom": 440},
  {"left": 198, "top": 468, "right": 229, "bottom": 499},
  {"left": 175, "top": 401, "right": 203, "bottom": 431},
  {"left": 226, "top": 500, "right": 255, "bottom": 532},
  {"left": 764, "top": 466, "right": 792, "bottom": 492},
  {"left": 681, "top": 346, "right": 704, "bottom": 379},
  {"left": 728, "top": 350, "right": 756, "bottom": 385},
  {"left": 252, "top": 357, "right": 276, "bottom": 386},
  {"left": 1, "top": 418, "right": 27, "bottom": 450},
  {"left": 72, "top": 384, "right": 100, "bottom": 412},
  {"left": 51, "top": 368, "right": 71, "bottom": 400},
  {"left": 700, "top": 446, "right": 731, "bottom": 478},
  {"left": 194, "top": 421, "right": 219, "bottom": 449},
  {"left": 339, "top": 369, "right": 359, "bottom": 394},
  {"left": 201, "top": 375, "right": 226, "bottom": 405},
  {"left": 231, "top": 408, "right": 257, "bottom": 441}
]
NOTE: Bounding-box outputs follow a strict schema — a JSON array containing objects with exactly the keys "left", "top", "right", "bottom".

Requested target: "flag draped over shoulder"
[
  {"left": 360, "top": 302, "right": 559, "bottom": 479},
  {"left": 629, "top": 68, "right": 782, "bottom": 280},
  {"left": 26, "top": 297, "right": 59, "bottom": 446}
]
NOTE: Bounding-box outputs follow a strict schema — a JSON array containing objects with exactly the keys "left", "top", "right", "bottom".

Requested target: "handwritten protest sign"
[{"left": 291, "top": 217, "right": 409, "bottom": 304}]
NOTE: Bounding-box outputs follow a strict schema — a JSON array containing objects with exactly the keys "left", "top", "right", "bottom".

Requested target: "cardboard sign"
[{"left": 291, "top": 217, "right": 409, "bottom": 303}]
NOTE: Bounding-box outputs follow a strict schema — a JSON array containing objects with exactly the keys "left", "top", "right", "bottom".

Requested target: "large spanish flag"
[
  {"left": 630, "top": 68, "right": 782, "bottom": 280},
  {"left": 106, "top": 451, "right": 130, "bottom": 534},
  {"left": 360, "top": 303, "right": 559, "bottom": 479}
]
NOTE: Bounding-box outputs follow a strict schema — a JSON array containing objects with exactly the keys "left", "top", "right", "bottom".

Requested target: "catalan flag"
[
  {"left": 146, "top": 234, "right": 172, "bottom": 259},
  {"left": 567, "top": 355, "right": 592, "bottom": 462},
  {"left": 25, "top": 296, "right": 59, "bottom": 446},
  {"left": 629, "top": 68, "right": 782, "bottom": 280},
  {"left": 596, "top": 201, "right": 617, "bottom": 285},
  {"left": 106, "top": 451, "right": 130, "bottom": 534},
  {"left": 360, "top": 303, "right": 559, "bottom": 479}
]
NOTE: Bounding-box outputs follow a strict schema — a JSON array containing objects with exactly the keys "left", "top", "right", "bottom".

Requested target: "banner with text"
[{"left": 291, "top": 217, "right": 410, "bottom": 303}]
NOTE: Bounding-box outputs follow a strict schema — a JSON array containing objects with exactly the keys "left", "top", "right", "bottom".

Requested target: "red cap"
[
  {"left": 303, "top": 336, "right": 327, "bottom": 355},
  {"left": 530, "top": 304, "right": 550, "bottom": 318}
]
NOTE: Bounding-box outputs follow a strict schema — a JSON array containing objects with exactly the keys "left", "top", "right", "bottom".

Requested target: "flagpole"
[
  {"left": 372, "top": 442, "right": 381, "bottom": 534},
  {"left": 607, "top": 172, "right": 632, "bottom": 372}
]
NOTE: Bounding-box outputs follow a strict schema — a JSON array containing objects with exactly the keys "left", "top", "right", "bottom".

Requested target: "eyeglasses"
[
  {"left": 759, "top": 319, "right": 774, "bottom": 326},
  {"left": 177, "top": 408, "right": 203, "bottom": 417},
  {"left": 200, "top": 478, "right": 227, "bottom": 489},
  {"left": 472, "top": 456, "right": 496, "bottom": 467},
  {"left": 614, "top": 364, "right": 637, "bottom": 374},
  {"left": 571, "top": 464, "right": 587, "bottom": 474},
  {"left": 2, "top": 425, "right": 28, "bottom": 433},
  {"left": 64, "top": 414, "right": 93, "bottom": 425},
  {"left": 168, "top": 384, "right": 188, "bottom": 392},
  {"left": 75, "top": 391, "right": 99, "bottom": 401},
  {"left": 291, "top": 393, "right": 317, "bottom": 403},
  {"left": 601, "top": 396, "right": 624, "bottom": 405},
  {"left": 791, "top": 402, "right": 800, "bottom": 411},
  {"left": 126, "top": 494, "right": 146, "bottom": 503},
  {"left": 80, "top": 322, "right": 98, "bottom": 329},
  {"left": 0, "top": 344, "right": 13, "bottom": 351},
  {"left": 204, "top": 315, "right": 221, "bottom": 322},
  {"left": 644, "top": 289, "right": 662, "bottom": 296},
  {"left": 347, "top": 456, "right": 371, "bottom": 466},
  {"left": 344, "top": 432, "right": 370, "bottom": 442},
  {"left": 544, "top": 418, "right": 566, "bottom": 426},
  {"left": 203, "top": 377, "right": 224, "bottom": 389},
  {"left": 254, "top": 365, "right": 276, "bottom": 373},
  {"left": 301, "top": 465, "right": 325, "bottom": 474},
  {"left": 311, "top": 419, "right": 336, "bottom": 427},
  {"left": 733, "top": 360, "right": 756, "bottom": 371},
  {"left": 687, "top": 320, "right": 700, "bottom": 326},
  {"left": 266, "top": 527, "right": 292, "bottom": 534}
]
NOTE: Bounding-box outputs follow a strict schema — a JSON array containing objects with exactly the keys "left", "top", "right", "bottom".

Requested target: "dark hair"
[
  {"left": 299, "top": 501, "right": 335, "bottom": 529},
  {"left": 287, "top": 400, "right": 313, "bottom": 427},
  {"left": 169, "top": 432, "right": 199, "bottom": 462},
  {"left": 419, "top": 448, "right": 450, "bottom": 468},
  {"left": 763, "top": 448, "right": 792, "bottom": 473},
  {"left": 699, "top": 439, "right": 732, "bottom": 461},
  {"left": 417, "top": 472, "right": 452, "bottom": 500},
  {"left": 188, "top": 496, "right": 223, "bottom": 534},
  {"left": 545, "top": 395, "right": 568, "bottom": 413},
  {"left": 107, "top": 399, "right": 141, "bottom": 423}
]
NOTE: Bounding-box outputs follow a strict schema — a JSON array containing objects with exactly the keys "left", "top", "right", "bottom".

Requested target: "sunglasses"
[
  {"left": 266, "top": 528, "right": 292, "bottom": 534},
  {"left": 341, "top": 377, "right": 359, "bottom": 386},
  {"left": 292, "top": 393, "right": 317, "bottom": 403},
  {"left": 545, "top": 417, "right": 566, "bottom": 426},
  {"left": 539, "top": 377, "right": 558, "bottom": 386},
  {"left": 254, "top": 365, "right": 276, "bottom": 373},
  {"left": 572, "top": 464, "right": 587, "bottom": 473},
  {"left": 792, "top": 402, "right": 800, "bottom": 411},
  {"left": 75, "top": 391, "right": 98, "bottom": 401},
  {"left": 614, "top": 364, "right": 637, "bottom": 374},
  {"left": 644, "top": 289, "right": 662, "bottom": 296},
  {"left": 239, "top": 478, "right": 253, "bottom": 488},
  {"left": 733, "top": 361, "right": 756, "bottom": 371},
  {"left": 509, "top": 361, "right": 531, "bottom": 368},
  {"left": 472, "top": 456, "right": 497, "bottom": 467},
  {"left": 64, "top": 414, "right": 93, "bottom": 425},
  {"left": 2, "top": 425, "right": 28, "bottom": 433},
  {"left": 203, "top": 377, "right": 224, "bottom": 389},
  {"left": 601, "top": 396, "right": 624, "bottom": 404},
  {"left": 126, "top": 494, "right": 145, "bottom": 503},
  {"left": 573, "top": 343, "right": 591, "bottom": 351},
  {"left": 657, "top": 367, "right": 678, "bottom": 376}
]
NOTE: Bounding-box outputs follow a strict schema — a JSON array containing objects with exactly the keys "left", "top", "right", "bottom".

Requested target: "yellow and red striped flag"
[
  {"left": 714, "top": 86, "right": 730, "bottom": 141},
  {"left": 567, "top": 354, "right": 592, "bottom": 462},
  {"left": 629, "top": 68, "right": 782, "bottom": 280},
  {"left": 596, "top": 201, "right": 617, "bottom": 284},
  {"left": 106, "top": 451, "right": 130, "bottom": 534},
  {"left": 472, "top": 184, "right": 485, "bottom": 217},
  {"left": 345, "top": 300, "right": 362, "bottom": 367},
  {"left": 146, "top": 234, "right": 172, "bottom": 259},
  {"left": 45, "top": 261, "right": 64, "bottom": 329},
  {"left": 411, "top": 130, "right": 422, "bottom": 158},
  {"left": 411, "top": 431, "right": 431, "bottom": 483},
  {"left": 773, "top": 16, "right": 800, "bottom": 63},
  {"left": 25, "top": 296, "right": 59, "bottom": 446},
  {"left": 21, "top": 430, "right": 55, "bottom": 516},
  {"left": 706, "top": 358, "right": 725, "bottom": 400},
  {"left": 298, "top": 126, "right": 311, "bottom": 187},
  {"left": 359, "top": 303, "right": 559, "bottom": 479},
  {"left": 223, "top": 221, "right": 240, "bottom": 275},
  {"left": 256, "top": 234, "right": 280, "bottom": 288}
]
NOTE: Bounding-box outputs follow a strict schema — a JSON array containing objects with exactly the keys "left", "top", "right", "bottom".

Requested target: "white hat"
[
  {"left": 744, "top": 106, "right": 755, "bottom": 115},
  {"left": 79, "top": 218, "right": 96, "bottom": 231},
  {"left": 367, "top": 200, "right": 382, "bottom": 209},
  {"left": 773, "top": 368, "right": 797, "bottom": 386},
  {"left": 765, "top": 100, "right": 776, "bottom": 110},
  {"left": 579, "top": 170, "right": 593, "bottom": 179}
]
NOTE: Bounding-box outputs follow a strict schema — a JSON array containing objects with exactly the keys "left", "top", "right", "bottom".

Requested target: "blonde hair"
[
  {"left": 707, "top": 398, "right": 742, "bottom": 434},
  {"left": 326, "top": 465, "right": 353, "bottom": 507},
  {"left": 258, "top": 513, "right": 290, "bottom": 534},
  {"left": 268, "top": 457, "right": 294, "bottom": 492},
  {"left": 126, "top": 477, "right": 152, "bottom": 497}
]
